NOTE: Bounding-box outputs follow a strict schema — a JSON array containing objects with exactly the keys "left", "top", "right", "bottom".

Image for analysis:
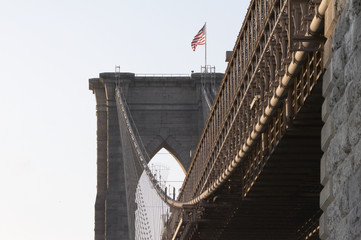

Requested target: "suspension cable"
[{"left": 114, "top": 0, "right": 327, "bottom": 208}]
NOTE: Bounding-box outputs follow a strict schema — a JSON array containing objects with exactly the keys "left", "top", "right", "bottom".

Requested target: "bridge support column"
[
  {"left": 320, "top": 0, "right": 361, "bottom": 239},
  {"left": 90, "top": 77, "right": 131, "bottom": 240},
  {"left": 90, "top": 80, "right": 107, "bottom": 240},
  {"left": 104, "top": 80, "right": 130, "bottom": 240},
  {"left": 90, "top": 72, "right": 223, "bottom": 240}
]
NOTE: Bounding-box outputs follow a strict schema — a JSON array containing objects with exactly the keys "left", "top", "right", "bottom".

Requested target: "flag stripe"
[{"left": 191, "top": 24, "right": 206, "bottom": 51}]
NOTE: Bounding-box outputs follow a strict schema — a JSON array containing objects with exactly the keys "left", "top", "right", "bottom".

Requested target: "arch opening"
[{"left": 135, "top": 148, "right": 186, "bottom": 240}]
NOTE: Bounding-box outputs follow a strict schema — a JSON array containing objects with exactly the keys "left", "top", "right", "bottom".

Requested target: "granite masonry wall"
[{"left": 320, "top": 0, "right": 361, "bottom": 239}]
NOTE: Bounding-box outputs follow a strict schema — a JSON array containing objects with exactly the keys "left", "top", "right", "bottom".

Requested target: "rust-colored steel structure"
[{"left": 162, "top": 0, "right": 326, "bottom": 239}]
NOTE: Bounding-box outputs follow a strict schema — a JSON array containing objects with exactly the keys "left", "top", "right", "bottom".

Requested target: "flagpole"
[{"left": 205, "top": 22, "right": 207, "bottom": 72}]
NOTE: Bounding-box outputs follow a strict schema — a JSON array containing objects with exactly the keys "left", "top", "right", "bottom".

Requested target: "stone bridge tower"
[{"left": 89, "top": 72, "right": 223, "bottom": 240}]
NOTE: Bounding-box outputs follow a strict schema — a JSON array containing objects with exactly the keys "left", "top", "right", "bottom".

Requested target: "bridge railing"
[
  {"left": 116, "top": 0, "right": 324, "bottom": 211},
  {"left": 134, "top": 74, "right": 190, "bottom": 77},
  {"left": 178, "top": 0, "right": 324, "bottom": 202}
]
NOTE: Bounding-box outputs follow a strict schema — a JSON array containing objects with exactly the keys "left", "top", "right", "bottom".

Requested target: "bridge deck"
[{"left": 190, "top": 81, "right": 323, "bottom": 240}]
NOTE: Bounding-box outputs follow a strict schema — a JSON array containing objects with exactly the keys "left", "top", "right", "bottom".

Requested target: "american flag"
[{"left": 191, "top": 24, "right": 206, "bottom": 51}]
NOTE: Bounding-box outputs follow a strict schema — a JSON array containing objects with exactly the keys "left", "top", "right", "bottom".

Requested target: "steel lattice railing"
[
  {"left": 115, "top": 0, "right": 327, "bottom": 213},
  {"left": 177, "top": 0, "right": 326, "bottom": 204},
  {"left": 114, "top": 1, "right": 328, "bottom": 239}
]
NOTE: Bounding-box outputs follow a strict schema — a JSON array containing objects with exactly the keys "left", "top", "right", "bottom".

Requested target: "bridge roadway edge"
[
  {"left": 165, "top": 1, "right": 361, "bottom": 239},
  {"left": 177, "top": 76, "right": 324, "bottom": 240}
]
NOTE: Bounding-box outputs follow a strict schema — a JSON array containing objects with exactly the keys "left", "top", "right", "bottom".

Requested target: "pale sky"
[{"left": 0, "top": 1, "right": 248, "bottom": 239}]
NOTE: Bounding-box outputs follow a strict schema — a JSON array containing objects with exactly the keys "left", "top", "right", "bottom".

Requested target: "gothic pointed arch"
[{"left": 143, "top": 134, "right": 187, "bottom": 174}]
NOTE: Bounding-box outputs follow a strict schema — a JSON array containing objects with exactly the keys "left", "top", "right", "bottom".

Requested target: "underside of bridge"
[{"left": 183, "top": 81, "right": 323, "bottom": 240}]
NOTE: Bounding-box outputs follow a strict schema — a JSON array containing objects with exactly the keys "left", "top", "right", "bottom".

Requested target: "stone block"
[
  {"left": 347, "top": 101, "right": 361, "bottom": 147},
  {"left": 320, "top": 180, "right": 334, "bottom": 211},
  {"left": 324, "top": 201, "right": 339, "bottom": 235},
  {"left": 349, "top": 10, "right": 361, "bottom": 50},
  {"left": 322, "top": 66, "right": 333, "bottom": 98},
  {"left": 330, "top": 96, "right": 348, "bottom": 133},
  {"left": 344, "top": 55, "right": 361, "bottom": 100},
  {"left": 324, "top": 0, "right": 338, "bottom": 38},
  {"left": 336, "top": 0, "right": 350, "bottom": 17},
  {"left": 349, "top": 200, "right": 361, "bottom": 239},
  {"left": 332, "top": 3, "right": 351, "bottom": 50},
  {"left": 344, "top": 48, "right": 361, "bottom": 86},
  {"left": 352, "top": 140, "right": 361, "bottom": 172},
  {"left": 323, "top": 36, "right": 333, "bottom": 69},
  {"left": 348, "top": 167, "right": 361, "bottom": 210},
  {"left": 328, "top": 79, "right": 346, "bottom": 112},
  {"left": 332, "top": 159, "right": 351, "bottom": 217},
  {"left": 331, "top": 46, "right": 346, "bottom": 81},
  {"left": 322, "top": 97, "right": 330, "bottom": 123},
  {"left": 321, "top": 153, "right": 329, "bottom": 186},
  {"left": 319, "top": 212, "right": 329, "bottom": 239},
  {"left": 333, "top": 216, "right": 349, "bottom": 240},
  {"left": 321, "top": 117, "right": 335, "bottom": 152},
  {"left": 344, "top": 25, "right": 356, "bottom": 60},
  {"left": 325, "top": 129, "right": 350, "bottom": 177}
]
